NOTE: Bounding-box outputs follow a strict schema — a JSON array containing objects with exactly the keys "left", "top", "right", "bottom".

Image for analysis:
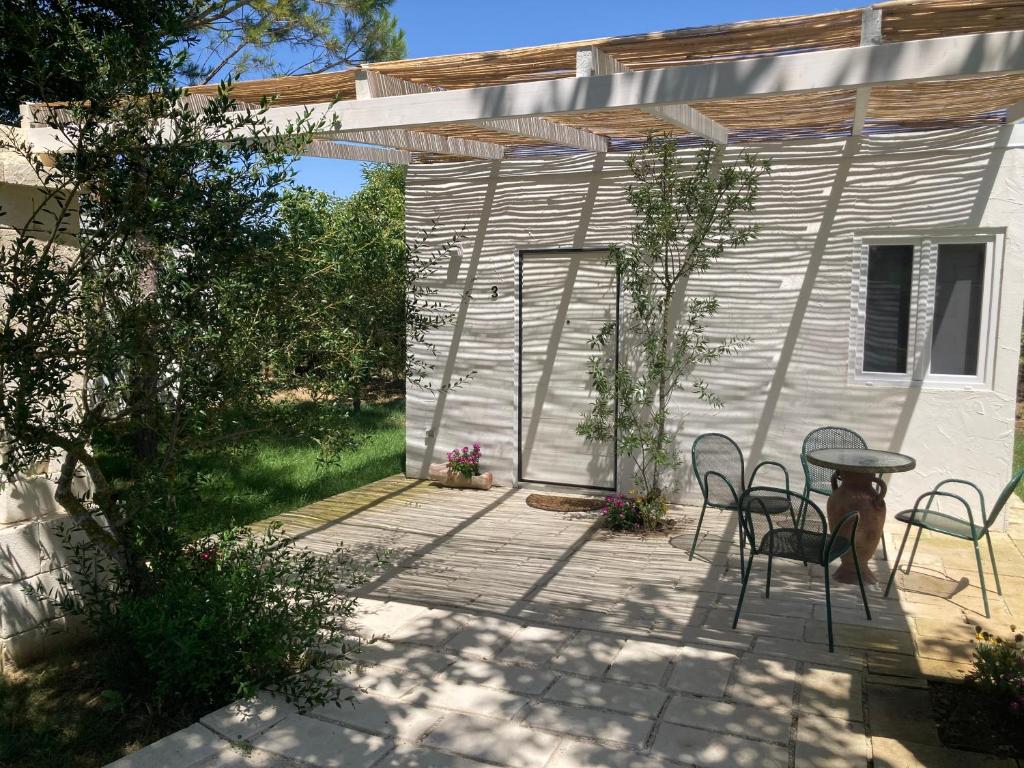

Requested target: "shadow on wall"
[{"left": 405, "top": 125, "right": 1020, "bottom": 511}]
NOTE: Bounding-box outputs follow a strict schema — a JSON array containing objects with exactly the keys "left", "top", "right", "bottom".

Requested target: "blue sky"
[{"left": 293, "top": 0, "right": 855, "bottom": 197}]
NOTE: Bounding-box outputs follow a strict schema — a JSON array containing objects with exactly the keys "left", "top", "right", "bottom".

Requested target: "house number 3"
[{"left": 463, "top": 287, "right": 499, "bottom": 300}]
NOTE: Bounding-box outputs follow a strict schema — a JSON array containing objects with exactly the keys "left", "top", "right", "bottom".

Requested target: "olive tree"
[
  {"left": 577, "top": 136, "right": 770, "bottom": 516},
  {"left": 0, "top": 56, "right": 314, "bottom": 571}
]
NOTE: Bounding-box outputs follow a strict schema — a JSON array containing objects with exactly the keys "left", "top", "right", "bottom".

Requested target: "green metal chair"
[
  {"left": 800, "top": 425, "right": 887, "bottom": 560},
  {"left": 884, "top": 468, "right": 1024, "bottom": 618},
  {"left": 689, "top": 433, "right": 791, "bottom": 566},
  {"left": 732, "top": 486, "right": 871, "bottom": 652}
]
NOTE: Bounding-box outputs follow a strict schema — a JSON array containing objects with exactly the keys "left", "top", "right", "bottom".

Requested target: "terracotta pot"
[
  {"left": 825, "top": 470, "right": 886, "bottom": 584},
  {"left": 428, "top": 463, "right": 493, "bottom": 490}
]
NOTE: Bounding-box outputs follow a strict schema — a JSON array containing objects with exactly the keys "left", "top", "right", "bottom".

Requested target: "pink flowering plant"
[
  {"left": 968, "top": 625, "right": 1024, "bottom": 716},
  {"left": 601, "top": 493, "right": 643, "bottom": 530},
  {"left": 601, "top": 491, "right": 668, "bottom": 531},
  {"left": 447, "top": 442, "right": 482, "bottom": 478}
]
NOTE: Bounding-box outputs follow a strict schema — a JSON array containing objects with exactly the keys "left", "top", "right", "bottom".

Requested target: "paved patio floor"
[{"left": 113, "top": 476, "right": 1024, "bottom": 767}]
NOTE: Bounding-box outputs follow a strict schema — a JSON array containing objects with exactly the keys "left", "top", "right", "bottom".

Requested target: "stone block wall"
[
  {"left": 0, "top": 512, "right": 88, "bottom": 667},
  {"left": 1, "top": 135, "right": 89, "bottom": 667}
]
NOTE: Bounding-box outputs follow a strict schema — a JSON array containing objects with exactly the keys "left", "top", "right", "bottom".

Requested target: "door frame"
[{"left": 516, "top": 247, "right": 619, "bottom": 491}]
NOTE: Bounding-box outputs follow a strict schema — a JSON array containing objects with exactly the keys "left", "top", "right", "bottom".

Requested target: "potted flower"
[{"left": 428, "top": 442, "right": 493, "bottom": 489}]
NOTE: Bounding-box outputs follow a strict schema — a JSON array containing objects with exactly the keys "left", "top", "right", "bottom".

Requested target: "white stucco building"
[
  {"left": 403, "top": 126, "right": 1024, "bottom": 514},
  {"left": 10, "top": 2, "right": 1024, "bottom": 664},
  {"left": 152, "top": 0, "right": 1024, "bottom": 514}
]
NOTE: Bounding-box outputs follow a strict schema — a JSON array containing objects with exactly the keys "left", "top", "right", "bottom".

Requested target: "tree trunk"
[
  {"left": 653, "top": 287, "right": 672, "bottom": 499},
  {"left": 128, "top": 255, "right": 161, "bottom": 464}
]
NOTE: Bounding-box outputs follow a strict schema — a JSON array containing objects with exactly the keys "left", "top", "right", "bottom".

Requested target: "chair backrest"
[
  {"left": 692, "top": 433, "right": 745, "bottom": 507},
  {"left": 984, "top": 467, "right": 1024, "bottom": 531},
  {"left": 801, "top": 426, "right": 868, "bottom": 495},
  {"left": 738, "top": 486, "right": 829, "bottom": 564}
]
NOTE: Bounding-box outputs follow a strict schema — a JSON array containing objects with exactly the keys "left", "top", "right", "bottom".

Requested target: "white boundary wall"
[
  {"left": 0, "top": 144, "right": 87, "bottom": 666},
  {"left": 406, "top": 126, "right": 1024, "bottom": 515}
]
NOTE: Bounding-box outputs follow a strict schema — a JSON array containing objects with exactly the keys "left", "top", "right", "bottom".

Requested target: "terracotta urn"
[
  {"left": 826, "top": 471, "right": 887, "bottom": 584},
  {"left": 428, "top": 463, "right": 493, "bottom": 490}
]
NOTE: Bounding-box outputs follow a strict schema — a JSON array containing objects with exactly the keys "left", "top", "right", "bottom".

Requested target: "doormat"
[{"left": 525, "top": 494, "right": 607, "bottom": 513}]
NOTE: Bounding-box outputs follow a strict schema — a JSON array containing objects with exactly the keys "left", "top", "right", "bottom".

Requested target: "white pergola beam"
[
  {"left": 324, "top": 127, "right": 505, "bottom": 160},
  {"left": 576, "top": 45, "right": 728, "bottom": 144},
  {"left": 25, "top": 30, "right": 1024, "bottom": 154},
  {"left": 278, "top": 30, "right": 1024, "bottom": 134},
  {"left": 861, "top": 7, "right": 883, "bottom": 46},
  {"left": 644, "top": 103, "right": 729, "bottom": 145},
  {"left": 474, "top": 117, "right": 608, "bottom": 153},
  {"left": 852, "top": 8, "right": 883, "bottom": 136},
  {"left": 361, "top": 65, "right": 607, "bottom": 153},
  {"left": 852, "top": 87, "right": 871, "bottom": 135},
  {"left": 354, "top": 70, "right": 503, "bottom": 160},
  {"left": 303, "top": 140, "right": 411, "bottom": 164}
]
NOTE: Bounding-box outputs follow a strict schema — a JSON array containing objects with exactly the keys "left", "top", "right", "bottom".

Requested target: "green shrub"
[
  {"left": 969, "top": 625, "right": 1024, "bottom": 716},
  {"left": 50, "top": 521, "right": 384, "bottom": 717},
  {"left": 600, "top": 492, "right": 667, "bottom": 531}
]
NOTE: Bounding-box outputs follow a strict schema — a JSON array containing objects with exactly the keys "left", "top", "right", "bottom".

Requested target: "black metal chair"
[
  {"left": 885, "top": 468, "right": 1024, "bottom": 618},
  {"left": 733, "top": 486, "right": 871, "bottom": 652},
  {"left": 689, "top": 433, "right": 791, "bottom": 565},
  {"left": 800, "top": 426, "right": 887, "bottom": 560}
]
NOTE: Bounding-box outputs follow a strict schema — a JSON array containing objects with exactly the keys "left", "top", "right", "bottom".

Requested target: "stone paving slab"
[
  {"left": 661, "top": 696, "right": 792, "bottom": 745},
  {"left": 107, "top": 723, "right": 224, "bottom": 768},
  {"left": 650, "top": 722, "right": 789, "bottom": 768},
  {"left": 543, "top": 675, "right": 668, "bottom": 716},
  {"left": 191, "top": 747, "right": 296, "bottom": 767},
  {"left": 422, "top": 712, "right": 562, "bottom": 768},
  {"left": 248, "top": 713, "right": 391, "bottom": 766},
  {"left": 522, "top": 700, "right": 655, "bottom": 748},
  {"left": 112, "top": 478, "right": 1024, "bottom": 767}
]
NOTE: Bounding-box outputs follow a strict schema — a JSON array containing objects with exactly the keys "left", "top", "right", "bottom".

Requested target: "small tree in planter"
[{"left": 578, "top": 136, "right": 769, "bottom": 525}]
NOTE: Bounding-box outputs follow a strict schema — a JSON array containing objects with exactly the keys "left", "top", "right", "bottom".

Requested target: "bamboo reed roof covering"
[{"left": 183, "top": 0, "right": 1024, "bottom": 163}]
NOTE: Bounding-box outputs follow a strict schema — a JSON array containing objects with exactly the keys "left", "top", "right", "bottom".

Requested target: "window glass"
[
  {"left": 931, "top": 243, "right": 985, "bottom": 376},
  {"left": 863, "top": 244, "right": 914, "bottom": 373}
]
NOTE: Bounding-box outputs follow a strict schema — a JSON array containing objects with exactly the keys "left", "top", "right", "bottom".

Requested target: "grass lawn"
[
  {"left": 96, "top": 396, "right": 406, "bottom": 539},
  {"left": 0, "top": 397, "right": 405, "bottom": 768},
  {"left": 176, "top": 397, "right": 405, "bottom": 538}
]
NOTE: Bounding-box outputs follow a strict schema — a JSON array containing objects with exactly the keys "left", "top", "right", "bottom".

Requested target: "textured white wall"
[{"left": 406, "top": 126, "right": 1024, "bottom": 517}]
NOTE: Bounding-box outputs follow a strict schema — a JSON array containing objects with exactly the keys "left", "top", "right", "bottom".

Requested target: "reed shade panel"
[
  {"left": 427, "top": 123, "right": 550, "bottom": 146},
  {"left": 187, "top": 7, "right": 864, "bottom": 105},
  {"left": 878, "top": 0, "right": 1024, "bottom": 42},
  {"left": 369, "top": 9, "right": 863, "bottom": 91},
  {"left": 690, "top": 90, "right": 859, "bottom": 132},
  {"left": 180, "top": 0, "right": 1024, "bottom": 161},
  {"left": 189, "top": 70, "right": 357, "bottom": 107},
  {"left": 869, "top": 73, "right": 1024, "bottom": 123},
  {"left": 550, "top": 109, "right": 687, "bottom": 138}
]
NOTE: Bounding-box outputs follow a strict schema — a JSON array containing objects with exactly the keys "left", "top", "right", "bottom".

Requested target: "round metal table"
[{"left": 806, "top": 447, "right": 916, "bottom": 584}]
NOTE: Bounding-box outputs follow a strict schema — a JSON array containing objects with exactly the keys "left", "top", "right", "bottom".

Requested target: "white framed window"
[{"left": 849, "top": 231, "right": 1003, "bottom": 389}]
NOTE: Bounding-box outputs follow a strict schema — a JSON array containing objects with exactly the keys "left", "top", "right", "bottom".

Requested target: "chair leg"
[
  {"left": 985, "top": 531, "right": 1002, "bottom": 596},
  {"left": 765, "top": 554, "right": 773, "bottom": 599},
  {"left": 905, "top": 528, "right": 923, "bottom": 574},
  {"left": 972, "top": 538, "right": 991, "bottom": 619},
  {"left": 732, "top": 552, "right": 755, "bottom": 629},
  {"left": 798, "top": 486, "right": 810, "bottom": 567},
  {"left": 824, "top": 563, "right": 835, "bottom": 653},
  {"left": 884, "top": 524, "right": 913, "bottom": 598},
  {"left": 688, "top": 501, "right": 708, "bottom": 561},
  {"left": 852, "top": 550, "right": 872, "bottom": 621},
  {"left": 880, "top": 534, "right": 888, "bottom": 562}
]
